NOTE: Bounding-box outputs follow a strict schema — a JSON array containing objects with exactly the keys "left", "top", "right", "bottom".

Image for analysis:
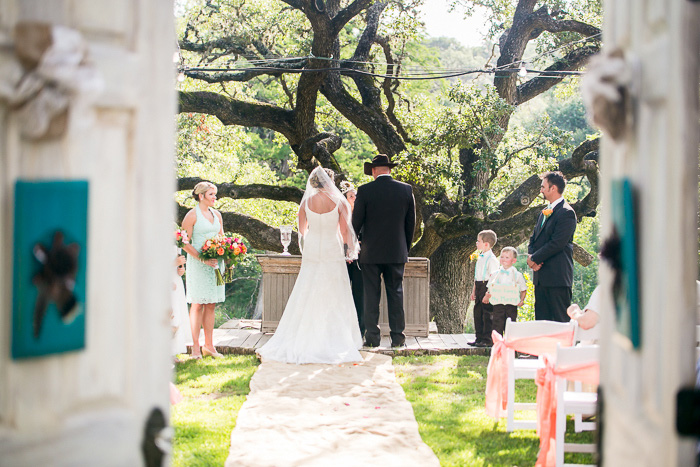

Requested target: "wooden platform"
[{"left": 188, "top": 319, "right": 492, "bottom": 356}]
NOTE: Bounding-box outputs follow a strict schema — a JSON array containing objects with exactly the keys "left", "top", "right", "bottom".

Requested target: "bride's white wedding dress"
[{"left": 257, "top": 203, "right": 363, "bottom": 364}]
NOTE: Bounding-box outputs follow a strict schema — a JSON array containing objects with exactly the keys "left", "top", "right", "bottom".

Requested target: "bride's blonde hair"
[{"left": 309, "top": 168, "right": 335, "bottom": 189}]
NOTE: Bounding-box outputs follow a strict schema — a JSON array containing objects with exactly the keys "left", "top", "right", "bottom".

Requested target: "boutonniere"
[
  {"left": 469, "top": 251, "right": 481, "bottom": 261},
  {"left": 542, "top": 208, "right": 553, "bottom": 218}
]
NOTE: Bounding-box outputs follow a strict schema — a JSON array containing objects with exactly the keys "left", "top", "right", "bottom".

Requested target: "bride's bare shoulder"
[{"left": 306, "top": 193, "right": 334, "bottom": 211}]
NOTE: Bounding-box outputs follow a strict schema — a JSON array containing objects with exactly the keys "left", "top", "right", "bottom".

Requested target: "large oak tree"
[{"left": 176, "top": 0, "right": 601, "bottom": 332}]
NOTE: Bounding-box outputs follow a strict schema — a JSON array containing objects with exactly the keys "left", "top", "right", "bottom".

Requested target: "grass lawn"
[
  {"left": 393, "top": 355, "right": 594, "bottom": 466},
  {"left": 171, "top": 355, "right": 259, "bottom": 467},
  {"left": 172, "top": 354, "right": 594, "bottom": 466}
]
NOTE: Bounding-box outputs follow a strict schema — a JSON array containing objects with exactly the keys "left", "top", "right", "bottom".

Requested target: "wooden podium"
[{"left": 256, "top": 255, "right": 430, "bottom": 337}]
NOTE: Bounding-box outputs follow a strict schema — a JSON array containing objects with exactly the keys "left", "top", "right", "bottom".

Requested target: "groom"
[
  {"left": 527, "top": 171, "right": 577, "bottom": 322},
  {"left": 352, "top": 154, "right": 416, "bottom": 348}
]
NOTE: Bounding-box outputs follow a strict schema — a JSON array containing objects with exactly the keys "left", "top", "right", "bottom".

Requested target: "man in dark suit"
[
  {"left": 527, "top": 171, "right": 577, "bottom": 322},
  {"left": 352, "top": 154, "right": 416, "bottom": 348}
]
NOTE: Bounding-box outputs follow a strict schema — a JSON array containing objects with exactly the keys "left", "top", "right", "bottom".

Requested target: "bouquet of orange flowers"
[{"left": 199, "top": 234, "right": 248, "bottom": 285}]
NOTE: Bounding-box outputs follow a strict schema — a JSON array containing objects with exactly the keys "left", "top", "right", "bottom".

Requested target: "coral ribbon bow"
[
  {"left": 484, "top": 331, "right": 509, "bottom": 419},
  {"left": 484, "top": 329, "right": 576, "bottom": 420},
  {"left": 534, "top": 357, "right": 599, "bottom": 467}
]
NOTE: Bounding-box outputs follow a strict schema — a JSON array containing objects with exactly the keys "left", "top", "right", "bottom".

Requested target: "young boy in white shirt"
[
  {"left": 469, "top": 230, "right": 500, "bottom": 347},
  {"left": 484, "top": 247, "right": 528, "bottom": 337}
]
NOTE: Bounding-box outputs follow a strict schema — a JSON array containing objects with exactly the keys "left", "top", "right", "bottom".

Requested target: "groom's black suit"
[
  {"left": 352, "top": 175, "right": 415, "bottom": 346},
  {"left": 528, "top": 200, "right": 577, "bottom": 322}
]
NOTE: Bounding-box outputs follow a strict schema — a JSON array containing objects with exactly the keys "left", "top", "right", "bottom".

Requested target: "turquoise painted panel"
[
  {"left": 611, "top": 178, "right": 641, "bottom": 349},
  {"left": 12, "top": 181, "right": 89, "bottom": 359}
]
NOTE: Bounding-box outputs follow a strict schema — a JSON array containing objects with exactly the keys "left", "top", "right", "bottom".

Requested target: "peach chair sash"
[
  {"left": 170, "top": 382, "right": 183, "bottom": 405},
  {"left": 485, "top": 329, "right": 575, "bottom": 419},
  {"left": 534, "top": 356, "right": 599, "bottom": 467}
]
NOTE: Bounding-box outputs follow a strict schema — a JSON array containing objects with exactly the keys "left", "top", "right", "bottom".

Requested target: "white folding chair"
[
  {"left": 504, "top": 318, "right": 578, "bottom": 432},
  {"left": 572, "top": 324, "right": 600, "bottom": 432},
  {"left": 554, "top": 344, "right": 598, "bottom": 467},
  {"left": 573, "top": 324, "right": 600, "bottom": 345}
]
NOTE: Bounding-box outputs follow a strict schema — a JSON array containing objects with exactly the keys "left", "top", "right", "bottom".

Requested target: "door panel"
[
  {"left": 600, "top": 0, "right": 700, "bottom": 464},
  {"left": 0, "top": 2, "right": 175, "bottom": 465}
]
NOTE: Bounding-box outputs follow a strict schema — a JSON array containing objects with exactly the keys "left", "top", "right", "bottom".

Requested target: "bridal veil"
[{"left": 299, "top": 167, "right": 360, "bottom": 261}]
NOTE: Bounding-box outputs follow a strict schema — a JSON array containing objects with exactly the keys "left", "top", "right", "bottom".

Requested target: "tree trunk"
[{"left": 429, "top": 236, "right": 474, "bottom": 333}]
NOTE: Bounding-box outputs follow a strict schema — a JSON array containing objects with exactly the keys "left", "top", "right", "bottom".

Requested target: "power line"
[
  {"left": 493, "top": 32, "right": 601, "bottom": 71},
  {"left": 182, "top": 64, "right": 584, "bottom": 80},
  {"left": 178, "top": 32, "right": 601, "bottom": 78}
]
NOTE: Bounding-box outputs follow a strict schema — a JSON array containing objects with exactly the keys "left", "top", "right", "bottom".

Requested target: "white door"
[
  {"left": 599, "top": 0, "right": 700, "bottom": 465},
  {"left": 0, "top": 2, "right": 175, "bottom": 465}
]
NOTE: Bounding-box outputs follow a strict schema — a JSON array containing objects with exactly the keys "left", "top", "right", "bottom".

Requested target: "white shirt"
[
  {"left": 548, "top": 196, "right": 564, "bottom": 209},
  {"left": 474, "top": 250, "right": 500, "bottom": 281},
  {"left": 487, "top": 266, "right": 527, "bottom": 291},
  {"left": 584, "top": 285, "right": 601, "bottom": 313}
]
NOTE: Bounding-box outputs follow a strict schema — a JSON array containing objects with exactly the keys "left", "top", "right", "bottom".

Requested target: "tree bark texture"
[{"left": 429, "top": 237, "right": 472, "bottom": 334}]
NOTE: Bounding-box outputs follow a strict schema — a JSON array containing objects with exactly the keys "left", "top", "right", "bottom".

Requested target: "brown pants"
[
  {"left": 473, "top": 281, "right": 493, "bottom": 344},
  {"left": 492, "top": 304, "right": 518, "bottom": 337}
]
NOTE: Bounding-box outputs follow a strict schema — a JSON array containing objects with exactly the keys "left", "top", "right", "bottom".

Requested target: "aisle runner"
[{"left": 224, "top": 352, "right": 440, "bottom": 467}]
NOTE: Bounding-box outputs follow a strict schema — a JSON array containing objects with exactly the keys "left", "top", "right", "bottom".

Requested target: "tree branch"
[
  {"left": 179, "top": 37, "right": 250, "bottom": 56},
  {"left": 333, "top": 0, "right": 376, "bottom": 34},
  {"left": 530, "top": 7, "right": 601, "bottom": 37},
  {"left": 345, "top": 1, "right": 387, "bottom": 110},
  {"left": 320, "top": 73, "right": 407, "bottom": 156},
  {"left": 570, "top": 137, "right": 600, "bottom": 168},
  {"left": 178, "top": 91, "right": 298, "bottom": 140},
  {"left": 183, "top": 69, "right": 278, "bottom": 83},
  {"left": 351, "top": 1, "right": 386, "bottom": 61},
  {"left": 279, "top": 75, "right": 295, "bottom": 109},
  {"left": 573, "top": 243, "right": 595, "bottom": 266},
  {"left": 279, "top": 0, "right": 304, "bottom": 10},
  {"left": 182, "top": 59, "right": 308, "bottom": 84},
  {"left": 495, "top": 1, "right": 600, "bottom": 105},
  {"left": 375, "top": 35, "right": 418, "bottom": 145},
  {"left": 177, "top": 177, "right": 304, "bottom": 203},
  {"left": 517, "top": 45, "right": 600, "bottom": 104},
  {"left": 296, "top": 132, "right": 344, "bottom": 172}
]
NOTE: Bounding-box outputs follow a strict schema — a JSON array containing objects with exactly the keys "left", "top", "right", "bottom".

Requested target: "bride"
[{"left": 257, "top": 167, "right": 363, "bottom": 364}]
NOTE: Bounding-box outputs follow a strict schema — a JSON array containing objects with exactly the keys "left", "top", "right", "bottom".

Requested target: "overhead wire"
[
  {"left": 181, "top": 64, "right": 584, "bottom": 81},
  {"left": 493, "top": 32, "right": 601, "bottom": 71},
  {"left": 178, "top": 31, "right": 600, "bottom": 81}
]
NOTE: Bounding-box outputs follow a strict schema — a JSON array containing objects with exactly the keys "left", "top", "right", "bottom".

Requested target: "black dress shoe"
[
  {"left": 363, "top": 340, "right": 379, "bottom": 348},
  {"left": 391, "top": 338, "right": 406, "bottom": 348},
  {"left": 467, "top": 340, "right": 479, "bottom": 346}
]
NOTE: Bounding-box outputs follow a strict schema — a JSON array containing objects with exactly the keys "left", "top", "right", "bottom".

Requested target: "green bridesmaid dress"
[{"left": 186, "top": 206, "right": 225, "bottom": 304}]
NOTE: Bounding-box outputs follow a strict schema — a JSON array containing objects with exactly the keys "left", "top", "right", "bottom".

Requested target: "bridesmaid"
[
  {"left": 181, "top": 181, "right": 225, "bottom": 359},
  {"left": 341, "top": 181, "right": 364, "bottom": 337}
]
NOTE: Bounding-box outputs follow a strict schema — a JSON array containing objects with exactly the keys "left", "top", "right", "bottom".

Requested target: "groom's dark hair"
[{"left": 542, "top": 171, "right": 566, "bottom": 194}]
